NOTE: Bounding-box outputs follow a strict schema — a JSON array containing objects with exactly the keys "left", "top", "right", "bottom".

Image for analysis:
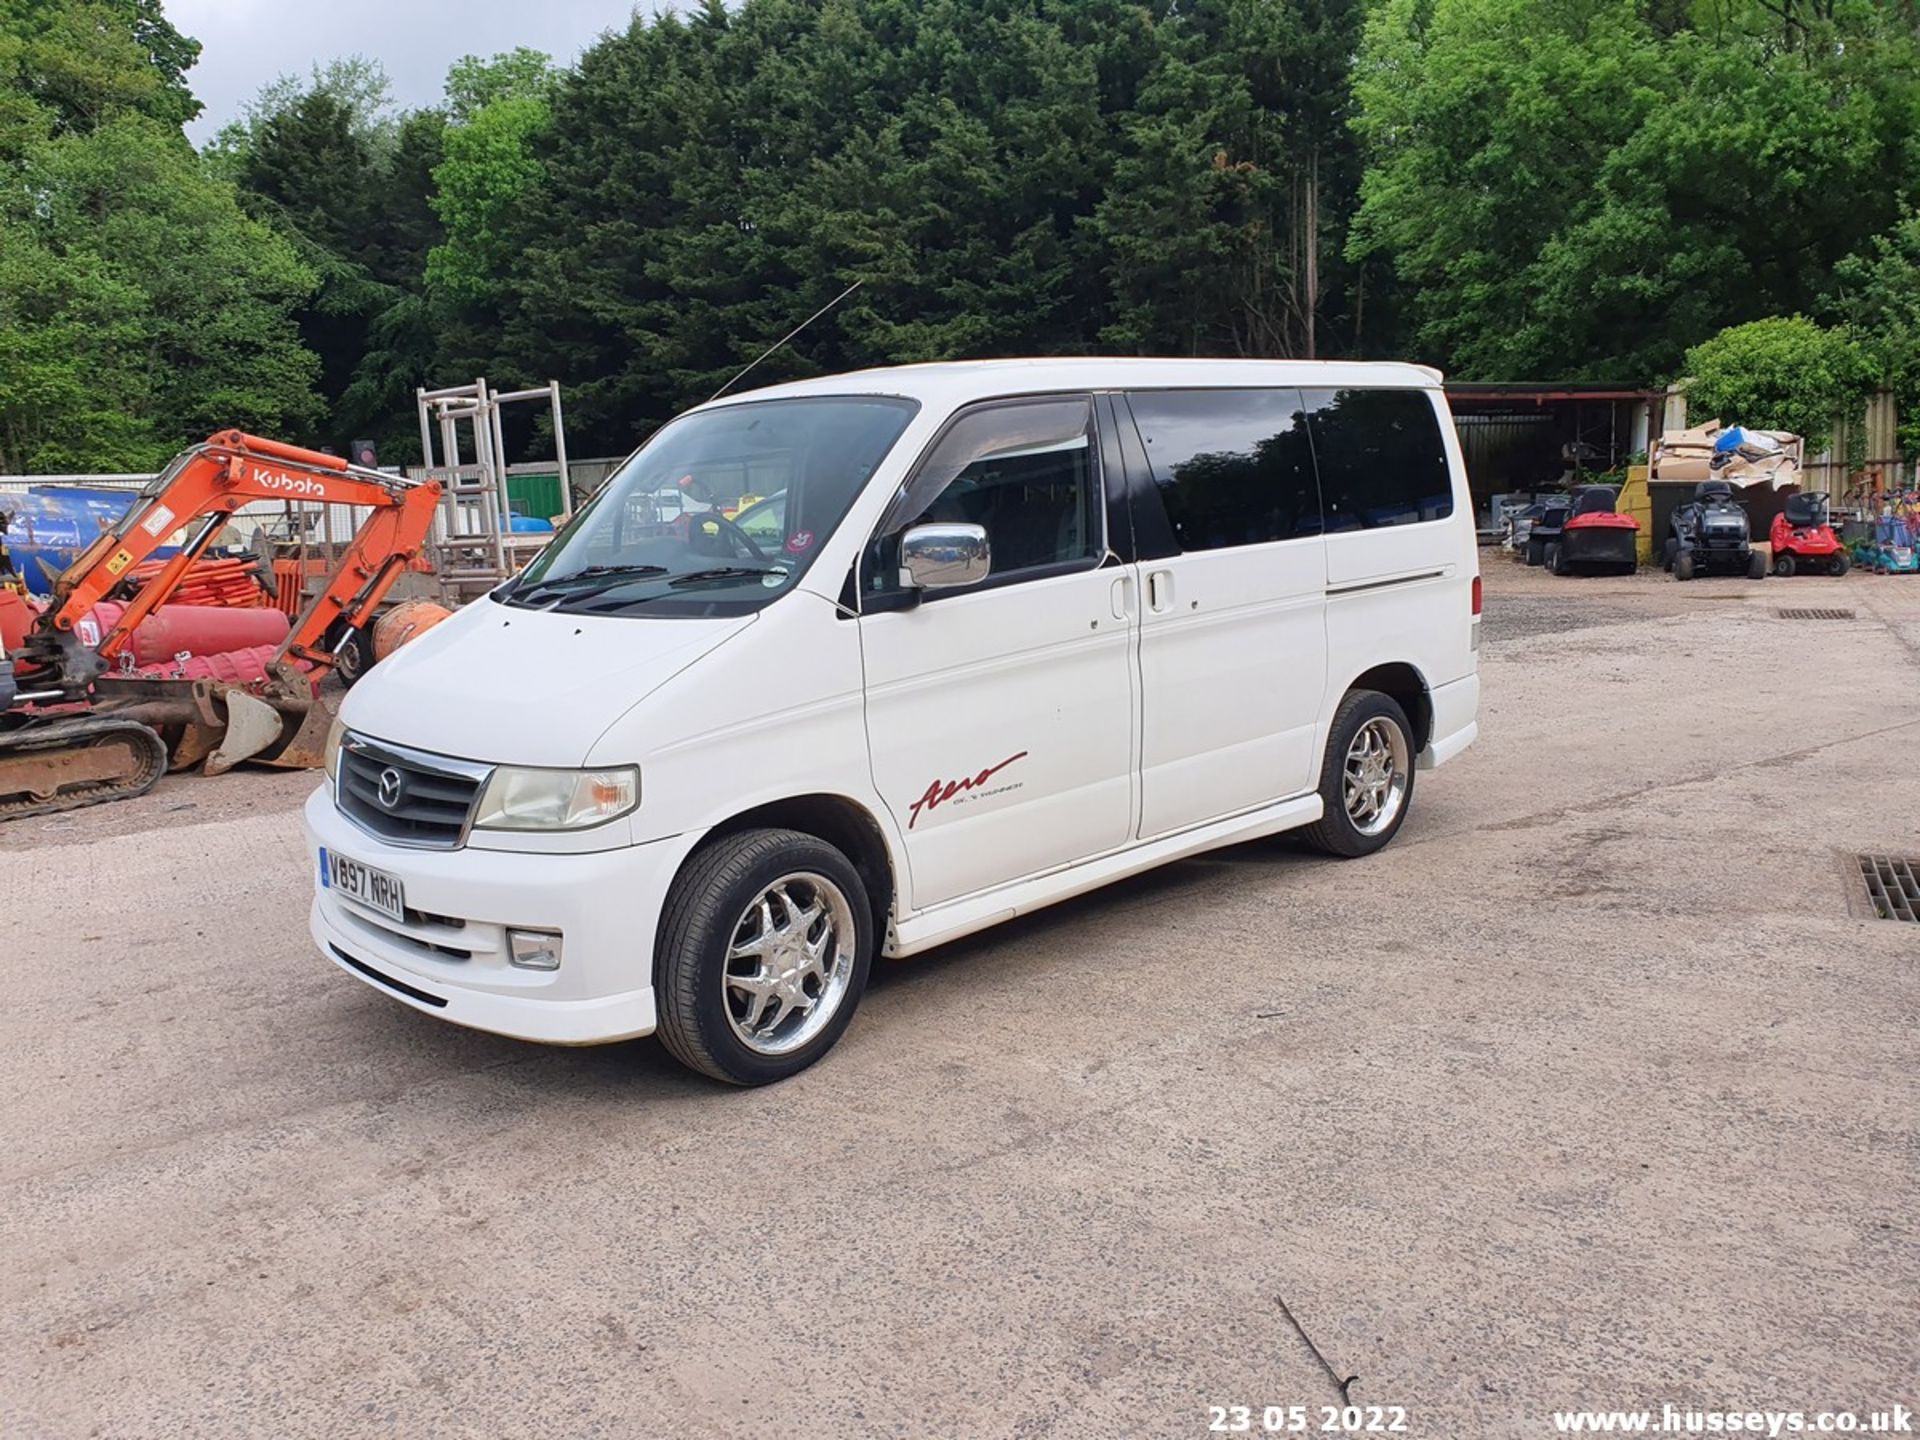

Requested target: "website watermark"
[{"left": 1550, "top": 1404, "right": 1911, "bottom": 1435}]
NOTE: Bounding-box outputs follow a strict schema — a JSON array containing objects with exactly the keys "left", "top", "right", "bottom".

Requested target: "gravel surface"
[{"left": 3, "top": 558, "right": 1915, "bottom": 1439}]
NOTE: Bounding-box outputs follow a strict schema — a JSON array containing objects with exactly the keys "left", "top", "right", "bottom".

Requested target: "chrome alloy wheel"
[
  {"left": 722, "top": 872, "right": 857, "bottom": 1056},
  {"left": 1343, "top": 717, "right": 1409, "bottom": 837}
]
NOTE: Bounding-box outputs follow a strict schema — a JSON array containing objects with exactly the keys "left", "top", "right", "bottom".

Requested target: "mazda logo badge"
[{"left": 376, "top": 767, "right": 405, "bottom": 810}]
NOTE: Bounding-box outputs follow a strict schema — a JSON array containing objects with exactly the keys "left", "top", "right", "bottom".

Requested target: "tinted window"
[
  {"left": 1301, "top": 388, "right": 1453, "bottom": 532},
  {"left": 1124, "top": 389, "right": 1320, "bottom": 552},
  {"left": 869, "top": 398, "right": 1099, "bottom": 590}
]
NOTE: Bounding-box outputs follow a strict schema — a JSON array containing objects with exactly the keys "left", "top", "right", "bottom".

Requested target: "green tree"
[
  {"left": 0, "top": 0, "right": 200, "bottom": 147},
  {"left": 1831, "top": 212, "right": 1920, "bottom": 458},
  {"left": 203, "top": 53, "right": 396, "bottom": 176},
  {"left": 1, "top": 1, "right": 321, "bottom": 471},
  {"left": 1348, "top": 0, "right": 1920, "bottom": 380},
  {"left": 1681, "top": 316, "right": 1868, "bottom": 452},
  {"left": 2, "top": 115, "right": 321, "bottom": 469}
]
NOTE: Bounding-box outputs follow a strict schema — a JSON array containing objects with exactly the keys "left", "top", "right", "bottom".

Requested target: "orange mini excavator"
[{"left": 1, "top": 430, "right": 442, "bottom": 820}]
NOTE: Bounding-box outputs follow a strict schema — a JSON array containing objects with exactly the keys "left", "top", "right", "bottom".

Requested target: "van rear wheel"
[
  {"left": 1302, "top": 690, "right": 1416, "bottom": 859},
  {"left": 654, "top": 828, "right": 874, "bottom": 1085}
]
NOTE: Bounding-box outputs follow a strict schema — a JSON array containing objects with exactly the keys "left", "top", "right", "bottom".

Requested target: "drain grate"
[
  {"left": 1777, "top": 607, "right": 1856, "bottom": 620},
  {"left": 1858, "top": 854, "right": 1920, "bottom": 921}
]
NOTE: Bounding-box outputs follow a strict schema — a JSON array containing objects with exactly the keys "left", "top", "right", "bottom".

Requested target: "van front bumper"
[{"left": 304, "top": 787, "right": 671, "bottom": 1045}]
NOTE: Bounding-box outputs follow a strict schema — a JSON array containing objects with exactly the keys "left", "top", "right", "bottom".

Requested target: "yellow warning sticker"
[{"left": 104, "top": 548, "right": 134, "bottom": 576}]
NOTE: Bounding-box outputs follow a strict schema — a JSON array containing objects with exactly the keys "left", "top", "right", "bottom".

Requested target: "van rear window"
[
  {"left": 1301, "top": 388, "right": 1454, "bottom": 531},
  {"left": 1123, "top": 389, "right": 1321, "bottom": 552}
]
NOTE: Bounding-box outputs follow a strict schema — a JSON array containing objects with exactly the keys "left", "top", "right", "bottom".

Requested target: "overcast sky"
[{"left": 171, "top": 0, "right": 668, "bottom": 143}]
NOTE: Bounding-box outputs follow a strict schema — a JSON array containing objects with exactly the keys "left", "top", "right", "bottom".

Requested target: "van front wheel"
[
  {"left": 1302, "top": 690, "right": 1416, "bottom": 859},
  {"left": 654, "top": 828, "right": 874, "bottom": 1085}
]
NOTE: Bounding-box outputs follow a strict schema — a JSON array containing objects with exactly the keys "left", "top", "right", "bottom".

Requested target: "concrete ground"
[{"left": 2, "top": 558, "right": 1915, "bottom": 1439}]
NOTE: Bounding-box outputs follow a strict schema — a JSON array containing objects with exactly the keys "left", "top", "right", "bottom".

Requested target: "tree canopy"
[{"left": 6, "top": 0, "right": 1920, "bottom": 471}]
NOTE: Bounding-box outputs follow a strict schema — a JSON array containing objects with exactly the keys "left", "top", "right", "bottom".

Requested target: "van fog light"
[{"left": 507, "top": 929, "right": 564, "bottom": 971}]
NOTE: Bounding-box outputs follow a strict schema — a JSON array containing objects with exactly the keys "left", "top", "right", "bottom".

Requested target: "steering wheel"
[{"left": 691, "top": 509, "right": 769, "bottom": 562}]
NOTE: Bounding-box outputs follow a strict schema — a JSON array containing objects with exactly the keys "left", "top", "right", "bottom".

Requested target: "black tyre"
[
  {"left": 1746, "top": 551, "right": 1767, "bottom": 580},
  {"left": 654, "top": 827, "right": 874, "bottom": 1085},
  {"left": 1302, "top": 690, "right": 1417, "bottom": 859},
  {"left": 1829, "top": 550, "right": 1850, "bottom": 577},
  {"left": 1525, "top": 536, "right": 1546, "bottom": 567},
  {"left": 1662, "top": 537, "right": 1677, "bottom": 572},
  {"left": 1549, "top": 542, "right": 1569, "bottom": 576},
  {"left": 1673, "top": 549, "right": 1695, "bottom": 581},
  {"left": 1774, "top": 552, "right": 1796, "bottom": 577}
]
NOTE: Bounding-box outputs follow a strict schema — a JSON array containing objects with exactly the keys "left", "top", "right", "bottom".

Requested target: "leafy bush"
[{"left": 1680, "top": 317, "right": 1870, "bottom": 453}]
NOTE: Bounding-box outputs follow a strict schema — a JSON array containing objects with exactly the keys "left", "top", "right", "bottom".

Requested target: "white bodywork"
[{"left": 306, "top": 358, "right": 1481, "bottom": 1043}]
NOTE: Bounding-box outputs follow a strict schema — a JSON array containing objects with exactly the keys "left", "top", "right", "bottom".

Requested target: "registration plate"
[{"left": 321, "top": 847, "right": 406, "bottom": 924}]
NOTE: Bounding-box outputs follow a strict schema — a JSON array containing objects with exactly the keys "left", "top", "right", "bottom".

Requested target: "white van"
[{"left": 307, "top": 359, "right": 1480, "bottom": 1084}]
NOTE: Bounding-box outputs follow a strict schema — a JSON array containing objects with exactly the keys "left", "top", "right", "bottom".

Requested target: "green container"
[{"left": 506, "top": 472, "right": 565, "bottom": 522}]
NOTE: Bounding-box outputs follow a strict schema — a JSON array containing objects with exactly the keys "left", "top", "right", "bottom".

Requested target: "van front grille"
[{"left": 336, "top": 733, "right": 490, "bottom": 849}]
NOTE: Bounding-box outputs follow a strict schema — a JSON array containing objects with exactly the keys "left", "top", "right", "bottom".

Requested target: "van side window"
[
  {"left": 1301, "top": 388, "right": 1453, "bottom": 531},
  {"left": 869, "top": 398, "right": 1099, "bottom": 591},
  {"left": 1123, "top": 388, "right": 1320, "bottom": 551}
]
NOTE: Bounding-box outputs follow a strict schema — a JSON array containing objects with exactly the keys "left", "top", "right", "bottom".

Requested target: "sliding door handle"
[{"left": 1146, "top": 569, "right": 1174, "bottom": 613}]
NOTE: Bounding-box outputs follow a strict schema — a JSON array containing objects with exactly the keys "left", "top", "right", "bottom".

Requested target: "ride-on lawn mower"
[
  {"left": 1522, "top": 496, "right": 1572, "bottom": 566},
  {"left": 1769, "top": 491, "right": 1849, "bottom": 576},
  {"left": 1666, "top": 479, "right": 1767, "bottom": 581},
  {"left": 1547, "top": 485, "right": 1639, "bottom": 575},
  {"left": 1868, "top": 515, "right": 1920, "bottom": 574}
]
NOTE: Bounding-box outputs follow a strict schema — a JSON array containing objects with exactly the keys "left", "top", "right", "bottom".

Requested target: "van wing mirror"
[{"left": 900, "top": 523, "right": 991, "bottom": 591}]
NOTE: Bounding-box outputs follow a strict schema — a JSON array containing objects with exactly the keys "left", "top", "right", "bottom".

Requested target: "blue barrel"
[{"left": 0, "top": 487, "right": 139, "bottom": 595}]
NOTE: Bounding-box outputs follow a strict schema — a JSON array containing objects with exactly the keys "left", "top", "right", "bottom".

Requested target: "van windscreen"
[{"left": 501, "top": 395, "right": 918, "bottom": 616}]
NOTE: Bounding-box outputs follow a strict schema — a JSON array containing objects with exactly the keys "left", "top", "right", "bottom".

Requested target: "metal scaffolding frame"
[{"left": 414, "top": 378, "right": 572, "bottom": 601}]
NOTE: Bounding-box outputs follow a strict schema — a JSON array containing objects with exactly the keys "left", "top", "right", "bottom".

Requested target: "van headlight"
[
  {"left": 323, "top": 717, "right": 347, "bottom": 780},
  {"left": 472, "top": 766, "right": 640, "bottom": 831}
]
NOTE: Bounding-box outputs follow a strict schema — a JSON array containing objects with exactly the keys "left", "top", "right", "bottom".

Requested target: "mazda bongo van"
[{"left": 307, "top": 359, "right": 1481, "bottom": 1084}]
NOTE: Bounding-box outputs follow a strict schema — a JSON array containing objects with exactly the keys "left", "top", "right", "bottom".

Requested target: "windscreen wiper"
[
  {"left": 507, "top": 563, "right": 670, "bottom": 603},
  {"left": 664, "top": 566, "right": 785, "bottom": 589}
]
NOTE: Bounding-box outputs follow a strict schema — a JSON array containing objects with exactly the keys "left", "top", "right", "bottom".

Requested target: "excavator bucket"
[
  {"left": 256, "top": 692, "right": 338, "bottom": 771},
  {"left": 204, "top": 689, "right": 286, "bottom": 776}
]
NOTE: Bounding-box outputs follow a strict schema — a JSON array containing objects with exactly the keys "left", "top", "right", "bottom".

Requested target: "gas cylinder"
[
  {"left": 372, "top": 599, "right": 453, "bottom": 660},
  {"left": 0, "top": 588, "right": 38, "bottom": 652},
  {"left": 86, "top": 602, "right": 289, "bottom": 664},
  {"left": 132, "top": 644, "right": 280, "bottom": 686}
]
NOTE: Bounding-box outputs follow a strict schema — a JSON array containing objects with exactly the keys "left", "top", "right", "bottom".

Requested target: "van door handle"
[
  {"left": 1111, "top": 576, "right": 1133, "bottom": 619},
  {"left": 1146, "top": 569, "right": 1173, "bottom": 613}
]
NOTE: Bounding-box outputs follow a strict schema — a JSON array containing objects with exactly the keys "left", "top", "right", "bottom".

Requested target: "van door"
[
  {"left": 858, "top": 396, "right": 1138, "bottom": 911},
  {"left": 1116, "top": 388, "right": 1328, "bottom": 839}
]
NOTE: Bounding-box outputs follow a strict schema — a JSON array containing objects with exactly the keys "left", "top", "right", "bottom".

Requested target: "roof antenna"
[{"left": 708, "top": 279, "right": 864, "bottom": 404}]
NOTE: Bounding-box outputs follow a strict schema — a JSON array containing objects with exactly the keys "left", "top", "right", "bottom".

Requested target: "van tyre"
[
  {"left": 1302, "top": 690, "right": 1416, "bottom": 859},
  {"left": 654, "top": 827, "right": 874, "bottom": 1085}
]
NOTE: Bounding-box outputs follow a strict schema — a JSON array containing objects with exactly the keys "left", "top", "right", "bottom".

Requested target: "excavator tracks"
[{"left": 0, "top": 716, "right": 170, "bottom": 820}]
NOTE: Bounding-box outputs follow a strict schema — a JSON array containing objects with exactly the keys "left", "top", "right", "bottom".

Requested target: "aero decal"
[{"left": 908, "top": 752, "right": 1029, "bottom": 829}]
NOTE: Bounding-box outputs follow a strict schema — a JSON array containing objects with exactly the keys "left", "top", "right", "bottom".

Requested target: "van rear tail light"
[{"left": 1471, "top": 575, "right": 1483, "bottom": 616}]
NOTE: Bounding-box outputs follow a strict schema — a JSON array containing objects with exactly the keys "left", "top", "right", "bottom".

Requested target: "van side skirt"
[{"left": 886, "top": 791, "right": 1324, "bottom": 957}]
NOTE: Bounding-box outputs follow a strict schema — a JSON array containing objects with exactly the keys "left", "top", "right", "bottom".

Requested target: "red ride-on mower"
[
  {"left": 1547, "top": 485, "right": 1640, "bottom": 576},
  {"left": 1768, "top": 491, "right": 1849, "bottom": 577}
]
